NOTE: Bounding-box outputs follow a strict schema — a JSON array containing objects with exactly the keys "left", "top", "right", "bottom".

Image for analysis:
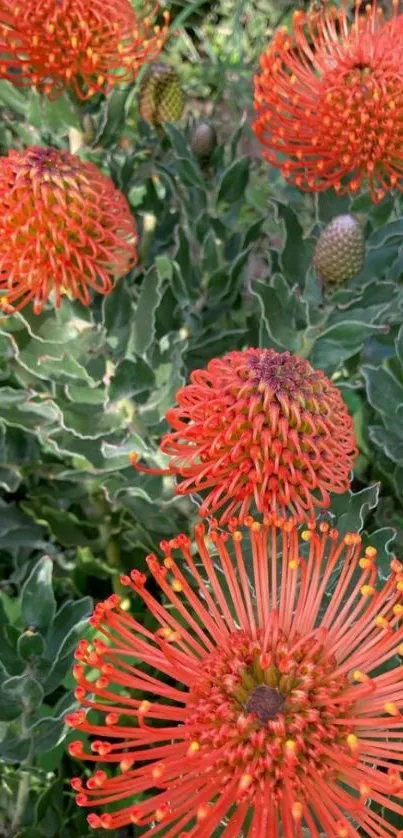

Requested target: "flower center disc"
[{"left": 246, "top": 684, "right": 285, "bottom": 724}]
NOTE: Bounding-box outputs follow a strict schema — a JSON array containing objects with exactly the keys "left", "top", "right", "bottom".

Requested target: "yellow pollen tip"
[
  {"left": 374, "top": 615, "right": 389, "bottom": 629},
  {"left": 152, "top": 763, "right": 165, "bottom": 780},
  {"left": 292, "top": 802, "right": 303, "bottom": 820},
  {"left": 359, "top": 558, "right": 371, "bottom": 569},
  {"left": 155, "top": 809, "right": 166, "bottom": 822},
  {"left": 138, "top": 700, "right": 151, "bottom": 715},
  {"left": 301, "top": 531, "right": 312, "bottom": 542},
  {"left": 360, "top": 783, "right": 370, "bottom": 797},
  {"left": 285, "top": 739, "right": 297, "bottom": 752},
  {"left": 197, "top": 804, "right": 209, "bottom": 822},
  {"left": 393, "top": 604, "right": 403, "bottom": 616},
  {"left": 385, "top": 702, "right": 400, "bottom": 716},
  {"left": 129, "top": 451, "right": 139, "bottom": 465},
  {"left": 353, "top": 670, "right": 367, "bottom": 683},
  {"left": 289, "top": 559, "right": 299, "bottom": 570},
  {"left": 188, "top": 741, "right": 200, "bottom": 755},
  {"left": 347, "top": 734, "right": 359, "bottom": 750},
  {"left": 251, "top": 521, "right": 261, "bottom": 532},
  {"left": 397, "top": 581, "right": 403, "bottom": 592},
  {"left": 233, "top": 531, "right": 243, "bottom": 542},
  {"left": 360, "top": 585, "right": 375, "bottom": 597},
  {"left": 239, "top": 773, "right": 253, "bottom": 791},
  {"left": 119, "top": 759, "right": 133, "bottom": 773},
  {"left": 172, "top": 580, "right": 183, "bottom": 593},
  {"left": 398, "top": 644, "right": 403, "bottom": 656}
]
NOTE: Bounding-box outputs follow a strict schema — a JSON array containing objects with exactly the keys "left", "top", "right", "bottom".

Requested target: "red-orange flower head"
[
  {"left": 68, "top": 518, "right": 403, "bottom": 835},
  {"left": 253, "top": 0, "right": 403, "bottom": 201},
  {"left": 132, "top": 348, "right": 357, "bottom": 524},
  {"left": 0, "top": 146, "right": 138, "bottom": 314},
  {"left": 0, "top": 0, "right": 169, "bottom": 99}
]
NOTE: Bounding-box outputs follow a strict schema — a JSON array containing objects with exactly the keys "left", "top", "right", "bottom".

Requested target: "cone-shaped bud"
[
  {"left": 313, "top": 214, "right": 365, "bottom": 286},
  {"left": 139, "top": 62, "right": 184, "bottom": 126},
  {"left": 190, "top": 119, "right": 217, "bottom": 162}
]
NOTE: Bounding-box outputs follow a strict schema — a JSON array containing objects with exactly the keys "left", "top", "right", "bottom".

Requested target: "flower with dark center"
[
  {"left": 67, "top": 517, "right": 403, "bottom": 835},
  {"left": 131, "top": 348, "right": 357, "bottom": 524},
  {"left": 0, "top": 0, "right": 169, "bottom": 99},
  {"left": 253, "top": 0, "right": 403, "bottom": 201},
  {"left": 0, "top": 146, "right": 137, "bottom": 313}
]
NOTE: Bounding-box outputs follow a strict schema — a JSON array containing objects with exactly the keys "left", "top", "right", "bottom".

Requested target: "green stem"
[{"left": 11, "top": 745, "right": 33, "bottom": 835}]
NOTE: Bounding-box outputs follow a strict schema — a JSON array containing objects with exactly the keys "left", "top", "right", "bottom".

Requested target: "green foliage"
[{"left": 0, "top": 0, "right": 403, "bottom": 834}]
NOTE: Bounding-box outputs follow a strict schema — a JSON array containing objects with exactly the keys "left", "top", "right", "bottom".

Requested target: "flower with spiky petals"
[
  {"left": 0, "top": 0, "right": 169, "bottom": 100},
  {"left": 68, "top": 517, "right": 403, "bottom": 836},
  {"left": 254, "top": 0, "right": 403, "bottom": 201},
  {"left": 131, "top": 348, "right": 357, "bottom": 524},
  {"left": 0, "top": 146, "right": 137, "bottom": 314}
]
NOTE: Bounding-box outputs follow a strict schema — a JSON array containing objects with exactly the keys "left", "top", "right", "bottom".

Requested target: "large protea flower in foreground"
[
  {"left": 254, "top": 0, "right": 403, "bottom": 201},
  {"left": 0, "top": 0, "right": 169, "bottom": 99},
  {"left": 68, "top": 517, "right": 403, "bottom": 835},
  {"left": 0, "top": 146, "right": 137, "bottom": 313},
  {"left": 132, "top": 349, "right": 357, "bottom": 524}
]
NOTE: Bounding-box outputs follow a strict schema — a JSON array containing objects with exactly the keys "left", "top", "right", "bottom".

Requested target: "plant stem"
[{"left": 11, "top": 746, "right": 33, "bottom": 835}]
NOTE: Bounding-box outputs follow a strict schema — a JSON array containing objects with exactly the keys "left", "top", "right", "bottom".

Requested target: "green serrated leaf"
[
  {"left": 0, "top": 673, "right": 44, "bottom": 720},
  {"left": 251, "top": 275, "right": 308, "bottom": 353},
  {"left": 309, "top": 322, "right": 386, "bottom": 373},
  {"left": 330, "top": 484, "right": 380, "bottom": 536},
  {"left": 28, "top": 710, "right": 68, "bottom": 755},
  {"left": 21, "top": 557, "right": 56, "bottom": 633},
  {"left": 109, "top": 356, "right": 155, "bottom": 403},
  {"left": 273, "top": 200, "right": 314, "bottom": 289},
  {"left": 44, "top": 597, "right": 92, "bottom": 662},
  {"left": 176, "top": 157, "right": 206, "bottom": 189},
  {"left": 362, "top": 363, "right": 403, "bottom": 419},
  {"left": 217, "top": 158, "right": 250, "bottom": 205},
  {"left": 130, "top": 266, "right": 163, "bottom": 356},
  {"left": 17, "top": 630, "right": 46, "bottom": 663}
]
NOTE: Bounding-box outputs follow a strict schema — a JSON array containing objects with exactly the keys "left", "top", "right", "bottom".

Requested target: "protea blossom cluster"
[
  {"left": 0, "top": 146, "right": 138, "bottom": 313},
  {"left": 68, "top": 517, "right": 403, "bottom": 835},
  {"left": 132, "top": 348, "right": 357, "bottom": 524},
  {"left": 254, "top": 0, "right": 403, "bottom": 200},
  {"left": 0, "top": 0, "right": 169, "bottom": 99}
]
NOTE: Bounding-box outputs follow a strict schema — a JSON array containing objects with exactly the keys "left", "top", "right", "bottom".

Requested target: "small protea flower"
[
  {"left": 191, "top": 119, "right": 217, "bottom": 163},
  {"left": 254, "top": 0, "right": 403, "bottom": 201},
  {"left": 0, "top": 0, "right": 169, "bottom": 99},
  {"left": 0, "top": 146, "right": 137, "bottom": 314},
  {"left": 314, "top": 214, "right": 366, "bottom": 287},
  {"left": 139, "top": 62, "right": 184, "bottom": 126},
  {"left": 68, "top": 517, "right": 403, "bottom": 835},
  {"left": 132, "top": 348, "right": 357, "bottom": 524}
]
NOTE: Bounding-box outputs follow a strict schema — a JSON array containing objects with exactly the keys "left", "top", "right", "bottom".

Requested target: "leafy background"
[{"left": 0, "top": 0, "right": 402, "bottom": 835}]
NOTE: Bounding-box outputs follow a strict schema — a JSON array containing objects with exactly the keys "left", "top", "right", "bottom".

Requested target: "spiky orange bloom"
[
  {"left": 254, "top": 0, "right": 403, "bottom": 201},
  {"left": 0, "top": 0, "right": 169, "bottom": 100},
  {"left": 132, "top": 349, "right": 357, "bottom": 524},
  {"left": 0, "top": 146, "right": 137, "bottom": 314},
  {"left": 68, "top": 517, "right": 403, "bottom": 836}
]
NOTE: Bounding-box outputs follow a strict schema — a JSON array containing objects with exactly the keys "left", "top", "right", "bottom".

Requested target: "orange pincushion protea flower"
[
  {"left": 67, "top": 517, "right": 403, "bottom": 836},
  {"left": 0, "top": 146, "right": 137, "bottom": 313},
  {"left": 254, "top": 0, "right": 403, "bottom": 201},
  {"left": 132, "top": 349, "right": 357, "bottom": 524},
  {"left": 0, "top": 0, "right": 169, "bottom": 99}
]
